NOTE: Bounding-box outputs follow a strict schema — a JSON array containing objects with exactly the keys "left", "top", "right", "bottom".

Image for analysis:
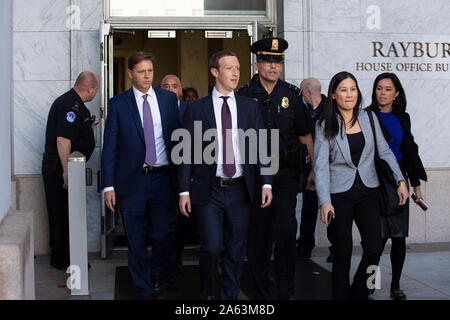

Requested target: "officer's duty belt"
[
  {"left": 215, "top": 176, "right": 245, "bottom": 186},
  {"left": 142, "top": 165, "right": 169, "bottom": 174}
]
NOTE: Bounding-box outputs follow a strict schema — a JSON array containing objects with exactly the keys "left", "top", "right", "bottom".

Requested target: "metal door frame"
[{"left": 100, "top": 21, "right": 115, "bottom": 259}]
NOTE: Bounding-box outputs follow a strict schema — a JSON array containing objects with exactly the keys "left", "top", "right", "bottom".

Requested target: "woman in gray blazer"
[{"left": 314, "top": 71, "right": 409, "bottom": 300}]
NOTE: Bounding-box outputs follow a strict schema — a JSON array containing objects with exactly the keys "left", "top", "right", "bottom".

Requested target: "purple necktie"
[
  {"left": 220, "top": 96, "right": 236, "bottom": 178},
  {"left": 142, "top": 94, "right": 157, "bottom": 166}
]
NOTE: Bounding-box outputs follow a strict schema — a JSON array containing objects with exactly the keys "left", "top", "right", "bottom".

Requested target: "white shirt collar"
[
  {"left": 133, "top": 86, "right": 154, "bottom": 99},
  {"left": 212, "top": 87, "right": 235, "bottom": 101}
]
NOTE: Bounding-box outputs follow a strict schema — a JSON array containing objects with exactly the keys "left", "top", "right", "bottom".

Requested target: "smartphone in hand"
[
  {"left": 327, "top": 211, "right": 334, "bottom": 225},
  {"left": 411, "top": 193, "right": 428, "bottom": 211}
]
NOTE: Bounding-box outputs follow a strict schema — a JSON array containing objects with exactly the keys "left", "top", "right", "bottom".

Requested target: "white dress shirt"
[{"left": 103, "top": 86, "right": 168, "bottom": 193}]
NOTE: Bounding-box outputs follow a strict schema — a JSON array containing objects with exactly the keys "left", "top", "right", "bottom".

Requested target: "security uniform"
[
  {"left": 237, "top": 37, "right": 313, "bottom": 300},
  {"left": 297, "top": 95, "right": 336, "bottom": 257},
  {"left": 42, "top": 88, "right": 95, "bottom": 269}
]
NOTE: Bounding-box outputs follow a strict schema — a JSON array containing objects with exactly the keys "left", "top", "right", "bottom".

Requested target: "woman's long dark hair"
[
  {"left": 368, "top": 72, "right": 407, "bottom": 114},
  {"left": 319, "top": 71, "right": 362, "bottom": 139}
]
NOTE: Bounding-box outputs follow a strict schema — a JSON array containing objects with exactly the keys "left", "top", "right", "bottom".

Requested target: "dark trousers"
[
  {"left": 195, "top": 183, "right": 251, "bottom": 300},
  {"left": 119, "top": 170, "right": 176, "bottom": 297},
  {"left": 298, "top": 189, "right": 319, "bottom": 252},
  {"left": 166, "top": 207, "right": 199, "bottom": 277},
  {"left": 331, "top": 187, "right": 382, "bottom": 300},
  {"left": 42, "top": 162, "right": 70, "bottom": 268},
  {"left": 381, "top": 237, "right": 406, "bottom": 290},
  {"left": 247, "top": 180, "right": 298, "bottom": 299},
  {"left": 298, "top": 189, "right": 337, "bottom": 254}
]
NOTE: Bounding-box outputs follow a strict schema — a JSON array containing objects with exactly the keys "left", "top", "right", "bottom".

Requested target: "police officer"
[
  {"left": 42, "top": 71, "right": 100, "bottom": 269},
  {"left": 238, "top": 38, "right": 315, "bottom": 300}
]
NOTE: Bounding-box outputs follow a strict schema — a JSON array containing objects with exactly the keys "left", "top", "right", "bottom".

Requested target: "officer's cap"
[{"left": 251, "top": 37, "right": 288, "bottom": 62}]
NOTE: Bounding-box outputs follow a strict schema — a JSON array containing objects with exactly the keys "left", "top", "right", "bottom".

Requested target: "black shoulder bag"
[{"left": 367, "top": 111, "right": 404, "bottom": 217}]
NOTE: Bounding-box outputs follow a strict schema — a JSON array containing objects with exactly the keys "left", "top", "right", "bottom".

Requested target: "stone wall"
[
  {"left": 12, "top": 0, "right": 103, "bottom": 253},
  {"left": 0, "top": 210, "right": 35, "bottom": 300}
]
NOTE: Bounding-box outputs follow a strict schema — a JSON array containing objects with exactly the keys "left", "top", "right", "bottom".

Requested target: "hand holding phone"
[
  {"left": 412, "top": 193, "right": 428, "bottom": 211},
  {"left": 327, "top": 210, "right": 334, "bottom": 225}
]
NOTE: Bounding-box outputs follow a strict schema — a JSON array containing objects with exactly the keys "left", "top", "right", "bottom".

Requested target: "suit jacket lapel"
[
  {"left": 236, "top": 95, "right": 246, "bottom": 131},
  {"left": 202, "top": 95, "right": 217, "bottom": 129},
  {"left": 334, "top": 120, "right": 356, "bottom": 169},
  {"left": 359, "top": 110, "right": 372, "bottom": 162},
  {"left": 126, "top": 89, "right": 145, "bottom": 143},
  {"left": 179, "top": 100, "right": 187, "bottom": 120},
  {"left": 154, "top": 87, "right": 168, "bottom": 140}
]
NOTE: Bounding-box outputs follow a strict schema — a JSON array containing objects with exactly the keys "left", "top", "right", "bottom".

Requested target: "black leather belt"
[
  {"left": 215, "top": 176, "right": 245, "bottom": 186},
  {"left": 142, "top": 165, "right": 169, "bottom": 174}
]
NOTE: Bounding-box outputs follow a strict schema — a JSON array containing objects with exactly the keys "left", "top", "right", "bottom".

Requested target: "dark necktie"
[
  {"left": 309, "top": 105, "right": 317, "bottom": 119},
  {"left": 142, "top": 94, "right": 157, "bottom": 166},
  {"left": 220, "top": 96, "right": 236, "bottom": 178}
]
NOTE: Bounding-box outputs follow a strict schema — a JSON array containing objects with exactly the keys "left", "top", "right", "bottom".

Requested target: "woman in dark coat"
[{"left": 368, "top": 72, "right": 427, "bottom": 300}]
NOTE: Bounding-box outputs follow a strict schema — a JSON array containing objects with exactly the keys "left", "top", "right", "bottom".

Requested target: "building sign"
[{"left": 356, "top": 41, "right": 450, "bottom": 73}]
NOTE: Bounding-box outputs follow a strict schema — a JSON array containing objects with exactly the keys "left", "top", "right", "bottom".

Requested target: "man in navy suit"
[
  {"left": 101, "top": 51, "right": 179, "bottom": 299},
  {"left": 161, "top": 73, "right": 192, "bottom": 286},
  {"left": 161, "top": 74, "right": 187, "bottom": 121},
  {"left": 178, "top": 51, "right": 273, "bottom": 300}
]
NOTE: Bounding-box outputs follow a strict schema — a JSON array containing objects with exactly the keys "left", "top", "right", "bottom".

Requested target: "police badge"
[
  {"left": 271, "top": 39, "right": 279, "bottom": 51},
  {"left": 281, "top": 97, "right": 289, "bottom": 108}
]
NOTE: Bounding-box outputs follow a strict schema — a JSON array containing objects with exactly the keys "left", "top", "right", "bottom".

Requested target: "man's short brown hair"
[
  {"left": 128, "top": 51, "right": 156, "bottom": 70},
  {"left": 208, "top": 51, "right": 238, "bottom": 71}
]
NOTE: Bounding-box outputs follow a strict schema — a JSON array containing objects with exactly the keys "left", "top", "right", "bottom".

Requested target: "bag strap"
[{"left": 367, "top": 110, "right": 379, "bottom": 160}]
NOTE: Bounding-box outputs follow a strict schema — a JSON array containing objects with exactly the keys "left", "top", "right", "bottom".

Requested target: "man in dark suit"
[
  {"left": 178, "top": 51, "right": 273, "bottom": 300},
  {"left": 296, "top": 78, "right": 336, "bottom": 261},
  {"left": 161, "top": 74, "right": 187, "bottom": 121},
  {"left": 101, "top": 51, "right": 179, "bottom": 299},
  {"left": 161, "top": 74, "right": 194, "bottom": 286}
]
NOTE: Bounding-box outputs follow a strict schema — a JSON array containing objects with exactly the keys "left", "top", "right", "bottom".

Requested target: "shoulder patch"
[{"left": 66, "top": 111, "right": 76, "bottom": 123}]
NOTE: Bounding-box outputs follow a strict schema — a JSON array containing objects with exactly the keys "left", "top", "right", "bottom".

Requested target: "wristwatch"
[{"left": 398, "top": 180, "right": 406, "bottom": 187}]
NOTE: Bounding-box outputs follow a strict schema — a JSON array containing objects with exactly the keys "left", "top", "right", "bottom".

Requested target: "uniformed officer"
[
  {"left": 237, "top": 38, "right": 314, "bottom": 300},
  {"left": 42, "top": 71, "right": 100, "bottom": 269}
]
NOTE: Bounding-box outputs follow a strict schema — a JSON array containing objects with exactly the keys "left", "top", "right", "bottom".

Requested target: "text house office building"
[{"left": 1, "top": 0, "right": 449, "bottom": 273}]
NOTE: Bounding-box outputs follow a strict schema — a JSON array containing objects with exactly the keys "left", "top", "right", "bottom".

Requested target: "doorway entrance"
[
  {"left": 100, "top": 23, "right": 272, "bottom": 258},
  {"left": 112, "top": 29, "right": 252, "bottom": 97}
]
